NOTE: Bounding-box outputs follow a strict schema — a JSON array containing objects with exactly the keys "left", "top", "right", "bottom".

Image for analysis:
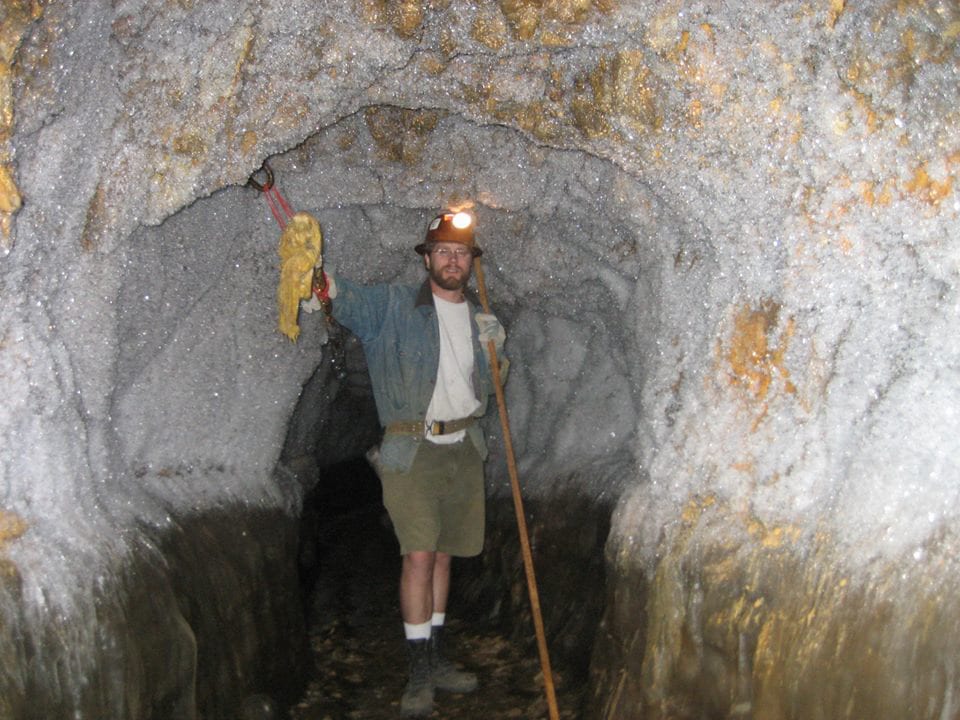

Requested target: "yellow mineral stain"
[
  {"left": 681, "top": 494, "right": 717, "bottom": 525},
  {"left": 571, "top": 50, "right": 661, "bottom": 139},
  {"left": 646, "top": 2, "right": 682, "bottom": 54},
  {"left": 841, "top": 56, "right": 890, "bottom": 135},
  {"left": 0, "top": 509, "right": 28, "bottom": 549},
  {"left": 0, "top": 509, "right": 27, "bottom": 578},
  {"left": 418, "top": 54, "right": 447, "bottom": 76},
  {"left": 359, "top": 0, "right": 386, "bottom": 26},
  {"left": 902, "top": 27, "right": 916, "bottom": 56},
  {"left": 688, "top": 98, "right": 703, "bottom": 128},
  {"left": 745, "top": 512, "right": 803, "bottom": 551},
  {"left": 271, "top": 93, "right": 311, "bottom": 131},
  {"left": 859, "top": 181, "right": 874, "bottom": 206},
  {"left": 499, "top": 0, "right": 610, "bottom": 40},
  {"left": 499, "top": 0, "right": 541, "bottom": 40},
  {"left": 725, "top": 300, "right": 796, "bottom": 404},
  {"left": 708, "top": 82, "right": 727, "bottom": 104},
  {"left": 172, "top": 132, "right": 206, "bottom": 160},
  {"left": 432, "top": 26, "right": 454, "bottom": 56},
  {"left": 472, "top": 10, "right": 508, "bottom": 50},
  {"left": 360, "top": 0, "right": 423, "bottom": 38},
  {"left": 826, "top": 0, "right": 845, "bottom": 29},
  {"left": 545, "top": 0, "right": 594, "bottom": 25},
  {"left": 277, "top": 212, "right": 323, "bottom": 343},
  {"left": 760, "top": 525, "right": 790, "bottom": 549},
  {"left": 547, "top": 68, "right": 565, "bottom": 102},
  {"left": 614, "top": 50, "right": 661, "bottom": 131},
  {"left": 671, "top": 22, "right": 732, "bottom": 111},
  {"left": 785, "top": 112, "right": 804, "bottom": 145},
  {"left": 0, "top": 1, "right": 43, "bottom": 65},
  {"left": 240, "top": 130, "right": 258, "bottom": 156},
  {"left": 0, "top": 62, "right": 12, "bottom": 131},
  {"left": 540, "top": 29, "right": 575, "bottom": 47},
  {"left": 832, "top": 110, "right": 852, "bottom": 135},
  {"left": 337, "top": 127, "right": 357, "bottom": 151},
  {"left": 365, "top": 106, "right": 441, "bottom": 164},
  {"left": 825, "top": 198, "right": 851, "bottom": 222},
  {"left": 0, "top": 163, "right": 21, "bottom": 213},
  {"left": 571, "top": 59, "right": 612, "bottom": 138},
  {"left": 391, "top": 0, "right": 424, "bottom": 38},
  {"left": 0, "top": 0, "right": 44, "bottom": 249},
  {"left": 858, "top": 178, "right": 895, "bottom": 207},
  {"left": 904, "top": 163, "right": 953, "bottom": 206},
  {"left": 877, "top": 180, "right": 894, "bottom": 205},
  {"left": 490, "top": 99, "right": 564, "bottom": 142}
]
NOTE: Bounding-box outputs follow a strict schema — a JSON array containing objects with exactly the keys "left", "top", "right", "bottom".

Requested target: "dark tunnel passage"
[{"left": 290, "top": 455, "right": 606, "bottom": 720}]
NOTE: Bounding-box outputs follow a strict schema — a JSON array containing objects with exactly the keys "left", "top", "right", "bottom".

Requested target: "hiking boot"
[
  {"left": 430, "top": 626, "right": 478, "bottom": 693},
  {"left": 401, "top": 639, "right": 434, "bottom": 717}
]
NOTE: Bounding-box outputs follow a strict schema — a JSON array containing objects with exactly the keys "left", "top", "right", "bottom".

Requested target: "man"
[{"left": 309, "top": 211, "right": 505, "bottom": 717}]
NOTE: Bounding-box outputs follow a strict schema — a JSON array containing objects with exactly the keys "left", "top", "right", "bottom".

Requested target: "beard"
[{"left": 428, "top": 260, "right": 471, "bottom": 291}]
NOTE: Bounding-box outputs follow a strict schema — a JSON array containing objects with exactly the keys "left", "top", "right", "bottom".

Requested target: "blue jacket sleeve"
[{"left": 328, "top": 274, "right": 391, "bottom": 344}]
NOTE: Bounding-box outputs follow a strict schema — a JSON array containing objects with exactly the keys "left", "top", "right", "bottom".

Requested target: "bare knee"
[
  {"left": 403, "top": 551, "right": 436, "bottom": 582},
  {"left": 433, "top": 552, "right": 451, "bottom": 573}
]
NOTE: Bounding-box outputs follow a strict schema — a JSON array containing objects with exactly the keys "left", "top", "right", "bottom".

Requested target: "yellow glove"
[{"left": 277, "top": 212, "right": 322, "bottom": 342}]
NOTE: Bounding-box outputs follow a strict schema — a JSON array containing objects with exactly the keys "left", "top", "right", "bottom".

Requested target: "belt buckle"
[{"left": 430, "top": 420, "right": 445, "bottom": 435}]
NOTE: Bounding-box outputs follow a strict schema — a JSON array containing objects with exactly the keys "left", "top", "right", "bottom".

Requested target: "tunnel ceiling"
[{"left": 7, "top": 0, "right": 847, "bottom": 255}]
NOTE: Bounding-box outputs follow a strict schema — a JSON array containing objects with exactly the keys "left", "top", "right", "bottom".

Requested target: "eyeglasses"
[{"left": 432, "top": 247, "right": 472, "bottom": 260}]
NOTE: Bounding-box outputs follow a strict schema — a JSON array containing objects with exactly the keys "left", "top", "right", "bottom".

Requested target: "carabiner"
[{"left": 247, "top": 160, "right": 275, "bottom": 192}]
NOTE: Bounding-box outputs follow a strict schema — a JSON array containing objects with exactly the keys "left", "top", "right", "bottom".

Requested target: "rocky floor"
[{"left": 289, "top": 462, "right": 584, "bottom": 720}]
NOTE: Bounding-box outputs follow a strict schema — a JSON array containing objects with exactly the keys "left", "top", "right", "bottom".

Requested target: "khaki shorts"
[{"left": 379, "top": 439, "right": 485, "bottom": 557}]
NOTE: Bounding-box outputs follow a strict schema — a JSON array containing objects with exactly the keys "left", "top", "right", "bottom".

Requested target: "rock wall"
[
  {"left": 1, "top": 503, "right": 307, "bottom": 719},
  {"left": 1, "top": 1, "right": 958, "bottom": 718}
]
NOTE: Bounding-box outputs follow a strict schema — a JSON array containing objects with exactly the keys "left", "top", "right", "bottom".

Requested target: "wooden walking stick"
[{"left": 473, "top": 255, "right": 561, "bottom": 720}]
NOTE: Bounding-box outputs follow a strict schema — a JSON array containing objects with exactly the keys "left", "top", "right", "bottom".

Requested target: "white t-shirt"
[{"left": 425, "top": 295, "right": 481, "bottom": 444}]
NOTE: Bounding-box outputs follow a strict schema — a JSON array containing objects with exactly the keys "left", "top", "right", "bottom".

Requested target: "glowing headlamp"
[
  {"left": 451, "top": 211, "right": 473, "bottom": 230},
  {"left": 417, "top": 208, "right": 483, "bottom": 257}
]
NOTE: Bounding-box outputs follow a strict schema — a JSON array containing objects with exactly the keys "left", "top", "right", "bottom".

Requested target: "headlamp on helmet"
[{"left": 415, "top": 211, "right": 483, "bottom": 257}]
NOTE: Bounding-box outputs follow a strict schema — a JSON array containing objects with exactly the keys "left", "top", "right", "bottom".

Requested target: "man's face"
[{"left": 425, "top": 242, "right": 473, "bottom": 291}]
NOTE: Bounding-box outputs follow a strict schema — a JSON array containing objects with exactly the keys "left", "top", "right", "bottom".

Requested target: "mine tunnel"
[{"left": 1, "top": 2, "right": 959, "bottom": 719}]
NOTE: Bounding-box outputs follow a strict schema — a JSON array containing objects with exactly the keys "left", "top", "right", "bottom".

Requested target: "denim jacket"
[{"left": 330, "top": 275, "right": 496, "bottom": 473}]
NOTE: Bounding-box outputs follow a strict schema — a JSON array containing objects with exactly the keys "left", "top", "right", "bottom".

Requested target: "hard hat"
[{"left": 415, "top": 211, "right": 483, "bottom": 257}]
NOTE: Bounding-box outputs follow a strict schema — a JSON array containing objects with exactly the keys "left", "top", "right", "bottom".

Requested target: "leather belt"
[{"left": 385, "top": 417, "right": 475, "bottom": 436}]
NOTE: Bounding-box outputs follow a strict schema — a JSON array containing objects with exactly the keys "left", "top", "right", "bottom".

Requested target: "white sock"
[
  {"left": 403, "top": 620, "right": 432, "bottom": 641},
  {"left": 431, "top": 612, "right": 446, "bottom": 628}
]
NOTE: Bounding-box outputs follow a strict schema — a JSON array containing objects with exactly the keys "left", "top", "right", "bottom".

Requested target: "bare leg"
[
  {"left": 400, "top": 550, "right": 436, "bottom": 624},
  {"left": 432, "top": 552, "right": 451, "bottom": 615}
]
